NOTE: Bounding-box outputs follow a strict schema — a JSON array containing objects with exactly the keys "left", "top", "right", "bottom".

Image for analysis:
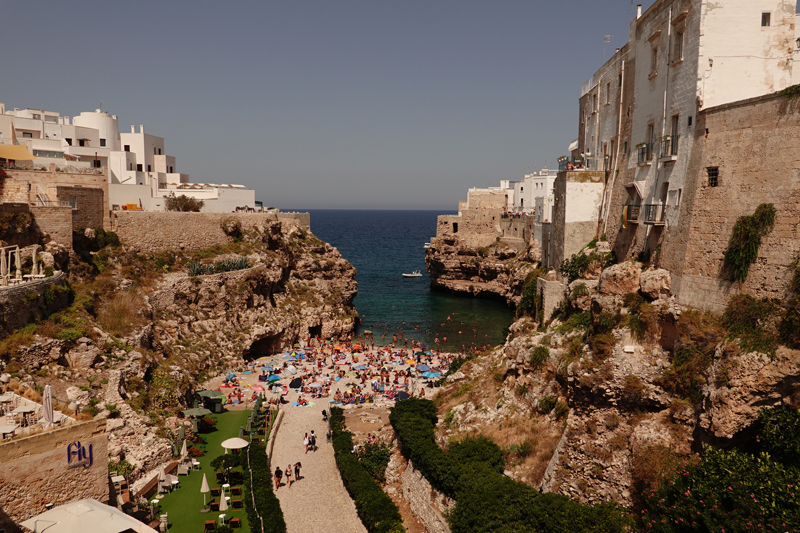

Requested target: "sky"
[{"left": 1, "top": 0, "right": 657, "bottom": 210}]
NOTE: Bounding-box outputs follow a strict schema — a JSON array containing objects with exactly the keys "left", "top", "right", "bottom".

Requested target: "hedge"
[
  {"left": 389, "top": 398, "right": 631, "bottom": 533},
  {"left": 330, "top": 407, "right": 405, "bottom": 533},
  {"left": 243, "top": 443, "right": 286, "bottom": 533}
]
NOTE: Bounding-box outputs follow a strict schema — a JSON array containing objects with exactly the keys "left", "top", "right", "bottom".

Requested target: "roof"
[{"left": 20, "top": 499, "right": 158, "bottom": 533}]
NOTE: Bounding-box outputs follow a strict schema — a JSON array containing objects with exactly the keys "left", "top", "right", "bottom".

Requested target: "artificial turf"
[{"left": 156, "top": 409, "right": 254, "bottom": 533}]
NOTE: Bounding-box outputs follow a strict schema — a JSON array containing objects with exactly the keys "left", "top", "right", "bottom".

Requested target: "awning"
[
  {"left": 625, "top": 181, "right": 645, "bottom": 199},
  {"left": 568, "top": 139, "right": 579, "bottom": 153},
  {"left": 0, "top": 144, "right": 35, "bottom": 160}
]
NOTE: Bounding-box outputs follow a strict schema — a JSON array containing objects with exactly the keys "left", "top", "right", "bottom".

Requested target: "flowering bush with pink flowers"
[{"left": 641, "top": 445, "right": 799, "bottom": 531}]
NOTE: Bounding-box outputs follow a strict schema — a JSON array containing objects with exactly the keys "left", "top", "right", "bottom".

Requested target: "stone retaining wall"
[
  {"left": 111, "top": 211, "right": 310, "bottom": 253},
  {"left": 400, "top": 460, "right": 453, "bottom": 533},
  {"left": 0, "top": 272, "right": 70, "bottom": 336},
  {"left": 0, "top": 419, "right": 108, "bottom": 531}
]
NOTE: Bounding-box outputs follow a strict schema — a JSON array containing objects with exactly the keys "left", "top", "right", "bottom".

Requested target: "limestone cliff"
[
  {"left": 425, "top": 236, "right": 540, "bottom": 306},
  {"left": 434, "top": 258, "right": 800, "bottom": 508},
  {"left": 0, "top": 219, "right": 357, "bottom": 480}
]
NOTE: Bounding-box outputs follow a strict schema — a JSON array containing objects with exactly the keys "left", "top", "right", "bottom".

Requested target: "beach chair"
[
  {"left": 231, "top": 486, "right": 242, "bottom": 496},
  {"left": 229, "top": 518, "right": 242, "bottom": 529},
  {"left": 210, "top": 502, "right": 220, "bottom": 512},
  {"left": 232, "top": 499, "right": 243, "bottom": 509},
  {"left": 211, "top": 487, "right": 221, "bottom": 497},
  {"left": 204, "top": 520, "right": 216, "bottom": 531}
]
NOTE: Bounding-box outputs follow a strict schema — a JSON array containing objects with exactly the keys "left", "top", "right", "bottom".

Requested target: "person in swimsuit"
[
  {"left": 285, "top": 465, "right": 292, "bottom": 487},
  {"left": 274, "top": 466, "right": 283, "bottom": 489}
]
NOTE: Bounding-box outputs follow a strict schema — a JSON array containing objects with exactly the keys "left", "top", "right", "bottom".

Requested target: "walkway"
[{"left": 270, "top": 399, "right": 367, "bottom": 533}]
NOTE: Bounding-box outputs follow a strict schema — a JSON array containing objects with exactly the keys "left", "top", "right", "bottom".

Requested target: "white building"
[
  {"left": 513, "top": 170, "right": 557, "bottom": 219},
  {"left": 0, "top": 103, "right": 256, "bottom": 212}
]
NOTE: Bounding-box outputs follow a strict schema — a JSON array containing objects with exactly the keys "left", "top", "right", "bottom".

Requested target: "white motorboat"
[
  {"left": 423, "top": 242, "right": 431, "bottom": 249},
  {"left": 402, "top": 270, "right": 423, "bottom": 278}
]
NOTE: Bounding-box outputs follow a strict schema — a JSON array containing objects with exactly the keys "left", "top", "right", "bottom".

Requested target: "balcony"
[
  {"left": 637, "top": 143, "right": 654, "bottom": 165},
  {"left": 643, "top": 204, "right": 668, "bottom": 225},
  {"left": 623, "top": 204, "right": 642, "bottom": 224},
  {"left": 659, "top": 135, "right": 679, "bottom": 161}
]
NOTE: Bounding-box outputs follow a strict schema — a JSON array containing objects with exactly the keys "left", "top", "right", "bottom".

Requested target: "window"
[
  {"left": 136, "top": 164, "right": 142, "bottom": 172},
  {"left": 65, "top": 138, "right": 72, "bottom": 145},
  {"left": 452, "top": 223, "right": 459, "bottom": 233},
  {"left": 147, "top": 165, "right": 151, "bottom": 172},
  {"left": 707, "top": 167, "right": 719, "bottom": 187},
  {"left": 650, "top": 47, "right": 658, "bottom": 75},
  {"left": 44, "top": 115, "right": 57, "bottom": 123},
  {"left": 78, "top": 139, "right": 86, "bottom": 147},
  {"left": 100, "top": 139, "right": 106, "bottom": 147},
  {"left": 593, "top": 94, "right": 598, "bottom": 112},
  {"left": 675, "top": 32, "right": 684, "bottom": 61},
  {"left": 688, "top": 116, "right": 693, "bottom": 127},
  {"left": 32, "top": 114, "right": 41, "bottom": 120},
  {"left": 169, "top": 166, "right": 173, "bottom": 173},
  {"left": 32, "top": 150, "right": 64, "bottom": 158},
  {"left": 22, "top": 132, "right": 32, "bottom": 138},
  {"left": 624, "top": 140, "right": 628, "bottom": 154},
  {"left": 618, "top": 74, "right": 623, "bottom": 88},
  {"left": 520, "top": 187, "right": 524, "bottom": 192},
  {"left": 124, "top": 144, "right": 130, "bottom": 152},
  {"left": 606, "top": 82, "right": 611, "bottom": 104},
  {"left": 647, "top": 124, "right": 655, "bottom": 145},
  {"left": 671, "top": 115, "right": 680, "bottom": 138},
  {"left": 762, "top": 12, "right": 771, "bottom": 27},
  {"left": 92, "top": 159, "right": 101, "bottom": 168},
  {"left": 154, "top": 147, "right": 157, "bottom": 155},
  {"left": 158, "top": 148, "right": 162, "bottom": 155}
]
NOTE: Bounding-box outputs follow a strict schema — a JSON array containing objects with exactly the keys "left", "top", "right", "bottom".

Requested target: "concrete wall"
[
  {"left": 660, "top": 91, "right": 800, "bottom": 310},
  {"left": 111, "top": 211, "right": 310, "bottom": 253},
  {"left": 0, "top": 419, "right": 108, "bottom": 531},
  {"left": 553, "top": 171, "right": 605, "bottom": 267}
]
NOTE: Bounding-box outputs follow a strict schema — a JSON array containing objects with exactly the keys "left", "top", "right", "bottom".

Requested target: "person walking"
[
  {"left": 294, "top": 461, "right": 302, "bottom": 481},
  {"left": 303, "top": 432, "right": 309, "bottom": 454},
  {"left": 285, "top": 464, "right": 293, "bottom": 488},
  {"left": 274, "top": 466, "right": 283, "bottom": 490},
  {"left": 310, "top": 430, "right": 317, "bottom": 452}
]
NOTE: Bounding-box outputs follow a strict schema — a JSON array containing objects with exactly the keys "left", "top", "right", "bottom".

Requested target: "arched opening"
[{"left": 243, "top": 333, "right": 282, "bottom": 360}]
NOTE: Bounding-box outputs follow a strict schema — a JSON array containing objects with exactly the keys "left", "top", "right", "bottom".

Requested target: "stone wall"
[
  {"left": 28, "top": 206, "right": 73, "bottom": 249},
  {"left": 399, "top": 460, "right": 454, "bottom": 533},
  {"left": 553, "top": 171, "right": 606, "bottom": 268},
  {"left": 57, "top": 186, "right": 105, "bottom": 230},
  {"left": 2, "top": 165, "right": 109, "bottom": 230},
  {"left": 111, "top": 211, "right": 310, "bottom": 253},
  {"left": 660, "top": 92, "right": 800, "bottom": 310},
  {"left": 0, "top": 419, "right": 108, "bottom": 531},
  {"left": 0, "top": 272, "right": 70, "bottom": 336},
  {"left": 536, "top": 277, "right": 565, "bottom": 322}
]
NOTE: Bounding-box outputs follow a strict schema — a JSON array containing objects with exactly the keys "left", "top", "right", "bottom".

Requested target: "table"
[
  {"left": 171, "top": 479, "right": 179, "bottom": 490},
  {"left": 221, "top": 483, "right": 230, "bottom": 495},
  {"left": 192, "top": 459, "right": 201, "bottom": 470},
  {"left": 218, "top": 514, "right": 227, "bottom": 526}
]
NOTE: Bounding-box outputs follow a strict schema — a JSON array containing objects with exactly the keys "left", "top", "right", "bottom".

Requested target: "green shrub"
[
  {"left": 723, "top": 203, "right": 776, "bottom": 283},
  {"left": 529, "top": 346, "right": 550, "bottom": 371},
  {"left": 242, "top": 443, "right": 286, "bottom": 533},
  {"left": 556, "top": 311, "right": 592, "bottom": 333},
  {"left": 517, "top": 268, "right": 545, "bottom": 317},
  {"left": 721, "top": 294, "right": 778, "bottom": 356},
  {"left": 165, "top": 194, "right": 204, "bottom": 212},
  {"left": 390, "top": 399, "right": 630, "bottom": 533},
  {"left": 330, "top": 408, "right": 404, "bottom": 533},
  {"left": 356, "top": 442, "right": 393, "bottom": 484},
  {"left": 94, "top": 228, "right": 121, "bottom": 248},
  {"left": 745, "top": 405, "right": 800, "bottom": 466},
  {"left": 537, "top": 396, "right": 557, "bottom": 415},
  {"left": 554, "top": 401, "right": 570, "bottom": 419},
  {"left": 641, "top": 445, "right": 799, "bottom": 531}
]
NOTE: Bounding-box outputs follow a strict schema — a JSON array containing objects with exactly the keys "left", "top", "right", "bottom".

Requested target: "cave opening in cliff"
[
  {"left": 308, "top": 324, "right": 322, "bottom": 338},
  {"left": 243, "top": 334, "right": 282, "bottom": 360}
]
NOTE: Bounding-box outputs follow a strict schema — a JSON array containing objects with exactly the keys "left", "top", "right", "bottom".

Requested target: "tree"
[{"left": 165, "top": 194, "right": 204, "bottom": 212}]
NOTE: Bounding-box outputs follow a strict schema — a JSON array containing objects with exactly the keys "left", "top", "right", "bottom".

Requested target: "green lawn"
[{"left": 156, "top": 409, "right": 254, "bottom": 533}]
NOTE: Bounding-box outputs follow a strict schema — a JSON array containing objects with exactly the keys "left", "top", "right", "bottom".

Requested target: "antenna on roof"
[
  {"left": 99, "top": 100, "right": 103, "bottom": 111},
  {"left": 603, "top": 35, "right": 613, "bottom": 62}
]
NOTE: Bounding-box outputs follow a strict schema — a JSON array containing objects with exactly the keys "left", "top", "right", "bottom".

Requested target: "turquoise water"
[{"left": 297, "top": 209, "right": 514, "bottom": 349}]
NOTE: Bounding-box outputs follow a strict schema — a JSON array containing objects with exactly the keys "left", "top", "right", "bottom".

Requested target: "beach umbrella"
[
  {"left": 221, "top": 437, "right": 250, "bottom": 451},
  {"left": 178, "top": 424, "right": 185, "bottom": 441},
  {"left": 309, "top": 382, "right": 323, "bottom": 388},
  {"left": 353, "top": 364, "right": 368, "bottom": 370},
  {"left": 42, "top": 385, "right": 54, "bottom": 429},
  {"left": 260, "top": 366, "right": 273, "bottom": 372},
  {"left": 193, "top": 418, "right": 198, "bottom": 434},
  {"left": 268, "top": 375, "right": 281, "bottom": 382},
  {"left": 158, "top": 466, "right": 166, "bottom": 482},
  {"left": 285, "top": 365, "right": 298, "bottom": 375},
  {"left": 180, "top": 439, "right": 188, "bottom": 459},
  {"left": 422, "top": 372, "right": 441, "bottom": 379},
  {"left": 197, "top": 390, "right": 224, "bottom": 398},
  {"left": 239, "top": 425, "right": 245, "bottom": 439},
  {"left": 12, "top": 404, "right": 35, "bottom": 414},
  {"left": 182, "top": 407, "right": 211, "bottom": 418},
  {"left": 289, "top": 377, "right": 302, "bottom": 389},
  {"left": 0, "top": 249, "right": 6, "bottom": 278},
  {"left": 396, "top": 391, "right": 411, "bottom": 401},
  {"left": 416, "top": 364, "right": 431, "bottom": 372},
  {"left": 246, "top": 418, "right": 252, "bottom": 433},
  {"left": 219, "top": 492, "right": 228, "bottom": 512},
  {"left": 200, "top": 473, "right": 210, "bottom": 507}
]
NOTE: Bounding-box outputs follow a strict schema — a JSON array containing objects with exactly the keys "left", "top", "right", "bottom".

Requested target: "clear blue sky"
[{"left": 1, "top": 0, "right": 656, "bottom": 210}]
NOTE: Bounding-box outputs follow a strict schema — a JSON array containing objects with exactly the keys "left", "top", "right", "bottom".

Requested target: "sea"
[{"left": 295, "top": 209, "right": 515, "bottom": 350}]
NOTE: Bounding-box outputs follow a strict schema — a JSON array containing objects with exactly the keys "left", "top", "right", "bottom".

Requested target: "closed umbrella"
[
  {"left": 219, "top": 492, "right": 228, "bottom": 512},
  {"left": 180, "top": 439, "right": 188, "bottom": 459},
  {"left": 42, "top": 385, "right": 54, "bottom": 429},
  {"left": 200, "top": 473, "right": 210, "bottom": 507},
  {"left": 239, "top": 426, "right": 244, "bottom": 439}
]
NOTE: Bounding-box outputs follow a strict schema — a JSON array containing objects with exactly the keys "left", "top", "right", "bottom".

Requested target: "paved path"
[{"left": 270, "top": 397, "right": 367, "bottom": 533}]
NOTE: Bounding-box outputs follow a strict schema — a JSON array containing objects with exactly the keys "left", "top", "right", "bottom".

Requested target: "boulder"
[
  {"left": 639, "top": 269, "right": 671, "bottom": 299},
  {"left": 65, "top": 338, "right": 101, "bottom": 369},
  {"left": 598, "top": 262, "right": 642, "bottom": 296},
  {"left": 66, "top": 386, "right": 90, "bottom": 403},
  {"left": 84, "top": 228, "right": 96, "bottom": 239}
]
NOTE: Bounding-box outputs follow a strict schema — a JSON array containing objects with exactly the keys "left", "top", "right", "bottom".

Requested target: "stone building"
[{"left": 565, "top": 0, "right": 800, "bottom": 309}]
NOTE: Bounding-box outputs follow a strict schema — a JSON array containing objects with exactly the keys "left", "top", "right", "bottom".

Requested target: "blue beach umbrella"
[
  {"left": 260, "top": 366, "right": 274, "bottom": 372},
  {"left": 416, "top": 364, "right": 430, "bottom": 372},
  {"left": 422, "top": 371, "right": 441, "bottom": 379},
  {"left": 353, "top": 364, "right": 368, "bottom": 370},
  {"left": 268, "top": 375, "right": 282, "bottom": 382}
]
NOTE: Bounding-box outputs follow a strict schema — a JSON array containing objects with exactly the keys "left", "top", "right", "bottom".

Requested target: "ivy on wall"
[{"left": 723, "top": 203, "right": 776, "bottom": 283}]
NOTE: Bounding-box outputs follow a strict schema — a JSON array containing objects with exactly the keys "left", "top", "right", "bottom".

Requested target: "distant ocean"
[{"left": 294, "top": 209, "right": 514, "bottom": 349}]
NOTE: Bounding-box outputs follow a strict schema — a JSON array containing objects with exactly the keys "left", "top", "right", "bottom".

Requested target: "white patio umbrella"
[
  {"left": 180, "top": 439, "right": 188, "bottom": 459},
  {"left": 200, "top": 473, "right": 210, "bottom": 507},
  {"left": 1, "top": 250, "right": 6, "bottom": 278},
  {"left": 42, "top": 385, "right": 54, "bottom": 429},
  {"left": 220, "top": 437, "right": 249, "bottom": 452},
  {"left": 219, "top": 491, "right": 228, "bottom": 512}
]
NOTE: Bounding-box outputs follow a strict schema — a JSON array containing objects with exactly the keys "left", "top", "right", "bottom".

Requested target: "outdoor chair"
[
  {"left": 232, "top": 499, "right": 243, "bottom": 509},
  {"left": 177, "top": 465, "right": 190, "bottom": 476},
  {"left": 210, "top": 487, "right": 221, "bottom": 497},
  {"left": 210, "top": 502, "right": 220, "bottom": 512},
  {"left": 216, "top": 472, "right": 225, "bottom": 483},
  {"left": 204, "top": 520, "right": 216, "bottom": 531},
  {"left": 229, "top": 518, "right": 242, "bottom": 529},
  {"left": 231, "top": 486, "right": 242, "bottom": 496}
]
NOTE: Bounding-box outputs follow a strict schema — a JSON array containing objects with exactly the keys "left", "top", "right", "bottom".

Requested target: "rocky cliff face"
[
  {"left": 425, "top": 236, "right": 540, "bottom": 306},
  {"left": 434, "top": 258, "right": 800, "bottom": 507},
  {"left": 0, "top": 219, "right": 358, "bottom": 481}
]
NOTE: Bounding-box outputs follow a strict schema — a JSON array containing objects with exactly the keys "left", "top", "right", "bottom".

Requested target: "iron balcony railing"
[
  {"left": 643, "top": 204, "right": 668, "bottom": 225},
  {"left": 660, "top": 135, "right": 679, "bottom": 158},
  {"left": 637, "top": 143, "right": 654, "bottom": 165},
  {"left": 623, "top": 204, "right": 642, "bottom": 223}
]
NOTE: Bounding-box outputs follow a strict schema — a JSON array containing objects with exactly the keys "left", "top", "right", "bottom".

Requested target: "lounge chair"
[
  {"left": 204, "top": 520, "right": 216, "bottom": 531},
  {"left": 177, "top": 465, "right": 190, "bottom": 476},
  {"left": 229, "top": 518, "right": 241, "bottom": 529}
]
